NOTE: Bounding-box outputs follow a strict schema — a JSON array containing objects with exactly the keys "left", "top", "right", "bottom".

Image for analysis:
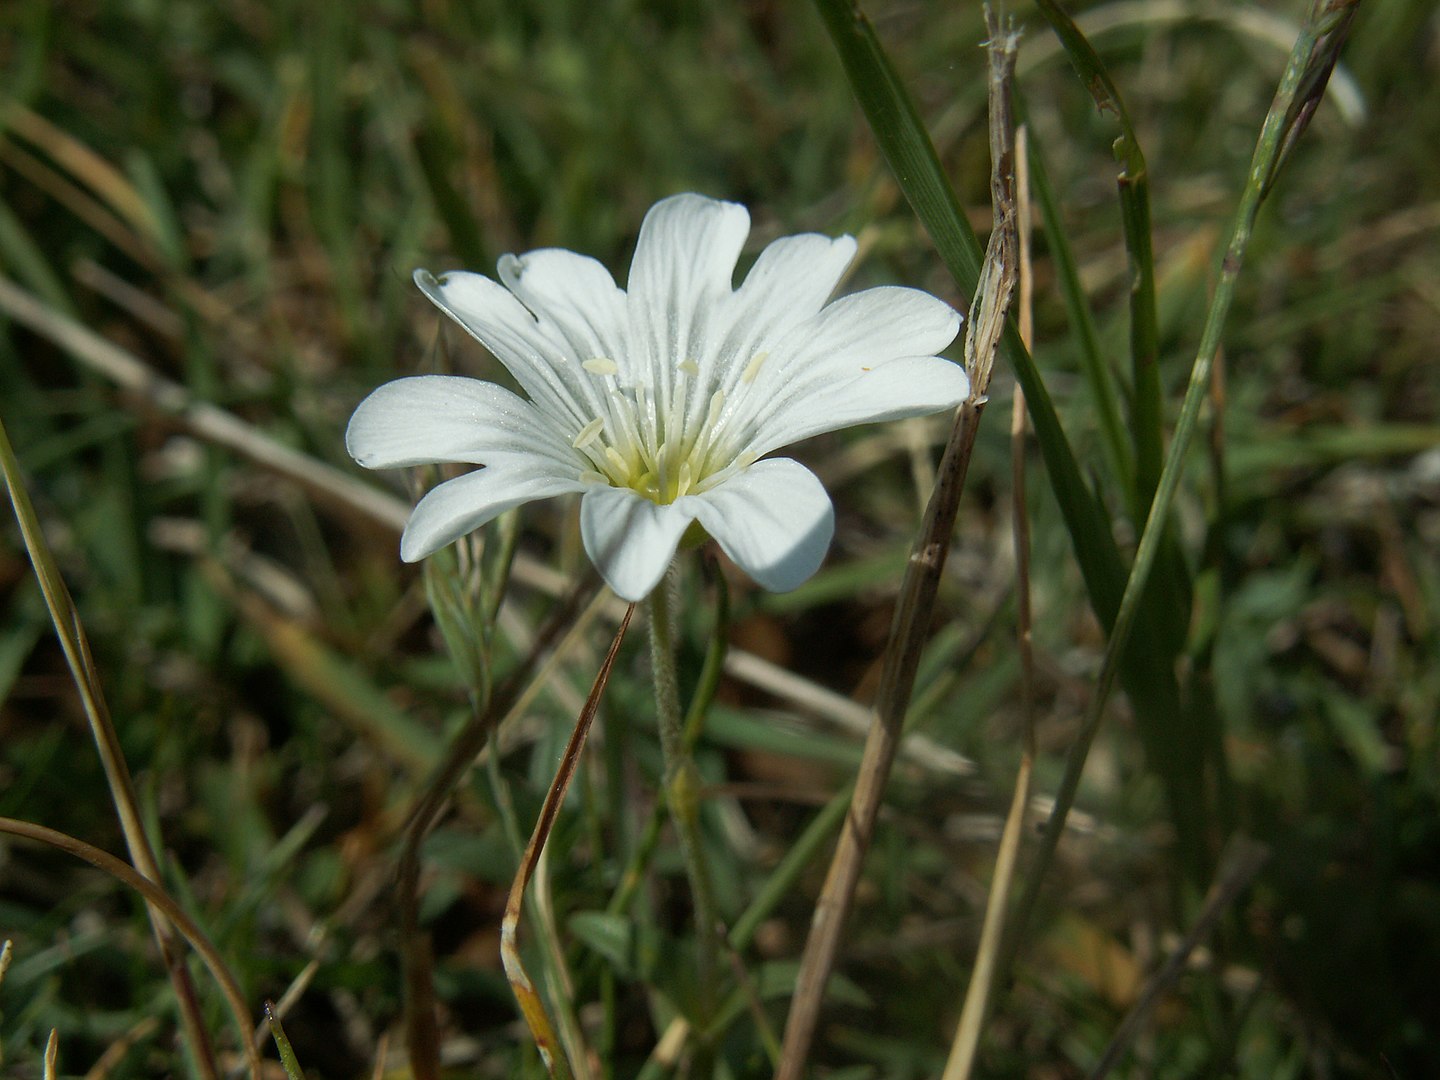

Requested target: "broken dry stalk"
[
  {"left": 942, "top": 37, "right": 1030, "bottom": 1073},
  {"left": 502, "top": 604, "right": 636, "bottom": 1077},
  {"left": 774, "top": 16, "right": 1020, "bottom": 1076}
]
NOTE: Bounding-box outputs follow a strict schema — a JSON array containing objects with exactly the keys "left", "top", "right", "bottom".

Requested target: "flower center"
[{"left": 569, "top": 352, "right": 766, "bottom": 504}]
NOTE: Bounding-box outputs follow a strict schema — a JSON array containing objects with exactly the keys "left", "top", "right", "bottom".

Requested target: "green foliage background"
[{"left": 1, "top": 0, "right": 1438, "bottom": 1076}]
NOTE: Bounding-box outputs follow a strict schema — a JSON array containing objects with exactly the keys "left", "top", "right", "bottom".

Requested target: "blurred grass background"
[{"left": 2, "top": 0, "right": 1438, "bottom": 1077}]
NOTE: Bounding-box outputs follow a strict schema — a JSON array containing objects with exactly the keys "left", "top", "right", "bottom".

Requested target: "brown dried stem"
[
  {"left": 773, "top": 19, "right": 1020, "bottom": 1075},
  {"left": 942, "top": 30, "right": 1029, "bottom": 1074},
  {"left": 397, "top": 570, "right": 603, "bottom": 1080},
  {"left": 501, "top": 604, "right": 636, "bottom": 1077}
]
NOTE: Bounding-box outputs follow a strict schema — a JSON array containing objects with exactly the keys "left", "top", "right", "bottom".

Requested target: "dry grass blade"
[
  {"left": 0, "top": 817, "right": 262, "bottom": 1080},
  {"left": 0, "top": 275, "right": 409, "bottom": 533},
  {"left": 502, "top": 603, "right": 636, "bottom": 1078},
  {"left": 397, "top": 572, "right": 603, "bottom": 1080},
  {"left": 43, "top": 1029, "right": 58, "bottom": 1080},
  {"left": 773, "top": 18, "right": 1020, "bottom": 1073},
  {"left": 1087, "top": 838, "right": 1271, "bottom": 1080},
  {"left": 2, "top": 102, "right": 162, "bottom": 244},
  {"left": 0, "top": 413, "right": 223, "bottom": 1079},
  {"left": 82, "top": 1016, "right": 161, "bottom": 1080},
  {"left": 943, "top": 30, "right": 1028, "bottom": 1075}
]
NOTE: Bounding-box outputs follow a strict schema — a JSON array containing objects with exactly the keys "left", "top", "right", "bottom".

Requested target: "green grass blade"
[
  {"left": 1027, "top": 4, "right": 1207, "bottom": 843},
  {"left": 810, "top": 0, "right": 1132, "bottom": 633},
  {"left": 814, "top": 0, "right": 1218, "bottom": 874},
  {"left": 265, "top": 1002, "right": 308, "bottom": 1080},
  {"left": 1011, "top": 0, "right": 1363, "bottom": 960},
  {"left": 1032, "top": 0, "right": 1163, "bottom": 512},
  {"left": 1021, "top": 131, "right": 1132, "bottom": 495},
  {"left": 729, "top": 786, "right": 851, "bottom": 954}
]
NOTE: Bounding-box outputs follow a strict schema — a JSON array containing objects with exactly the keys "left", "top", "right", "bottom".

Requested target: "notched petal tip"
[{"left": 630, "top": 194, "right": 752, "bottom": 300}]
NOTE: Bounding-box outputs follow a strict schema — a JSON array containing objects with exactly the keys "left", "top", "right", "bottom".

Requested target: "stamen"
[
  {"left": 677, "top": 461, "right": 694, "bottom": 498},
  {"left": 572, "top": 417, "right": 606, "bottom": 449},
  {"left": 705, "top": 389, "right": 726, "bottom": 428},
  {"left": 583, "top": 358, "right": 619, "bottom": 376},
  {"left": 604, "top": 446, "right": 630, "bottom": 478},
  {"left": 677, "top": 358, "right": 700, "bottom": 377},
  {"left": 741, "top": 351, "right": 769, "bottom": 384},
  {"left": 580, "top": 469, "right": 608, "bottom": 485}
]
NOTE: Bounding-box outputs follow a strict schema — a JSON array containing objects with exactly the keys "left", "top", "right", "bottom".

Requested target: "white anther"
[
  {"left": 741, "top": 351, "right": 769, "bottom": 384},
  {"left": 572, "top": 417, "right": 606, "bottom": 449}
]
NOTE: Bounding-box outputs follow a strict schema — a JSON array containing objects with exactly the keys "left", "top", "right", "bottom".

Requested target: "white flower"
[{"left": 347, "top": 194, "right": 968, "bottom": 602}]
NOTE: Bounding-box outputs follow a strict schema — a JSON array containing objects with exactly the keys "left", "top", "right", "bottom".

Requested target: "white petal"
[
  {"left": 413, "top": 269, "right": 589, "bottom": 430},
  {"left": 729, "top": 232, "right": 857, "bottom": 342},
  {"left": 740, "top": 355, "right": 969, "bottom": 460},
  {"left": 687, "top": 459, "right": 834, "bottom": 592},
  {"left": 401, "top": 466, "right": 585, "bottom": 563},
  {"left": 688, "top": 231, "right": 857, "bottom": 412},
  {"left": 497, "top": 249, "right": 631, "bottom": 379},
  {"left": 579, "top": 486, "right": 696, "bottom": 602},
  {"left": 346, "top": 375, "right": 577, "bottom": 470},
  {"left": 763, "top": 285, "right": 961, "bottom": 390},
  {"left": 624, "top": 195, "right": 750, "bottom": 448},
  {"left": 721, "top": 283, "right": 965, "bottom": 459},
  {"left": 627, "top": 193, "right": 750, "bottom": 307}
]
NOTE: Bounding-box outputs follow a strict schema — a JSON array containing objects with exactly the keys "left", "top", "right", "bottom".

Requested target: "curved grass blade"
[
  {"left": 0, "top": 413, "right": 223, "bottom": 1080},
  {"left": 0, "top": 817, "right": 262, "bottom": 1080}
]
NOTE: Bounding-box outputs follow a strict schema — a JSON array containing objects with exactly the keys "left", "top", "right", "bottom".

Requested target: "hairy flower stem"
[{"left": 647, "top": 562, "right": 719, "bottom": 1065}]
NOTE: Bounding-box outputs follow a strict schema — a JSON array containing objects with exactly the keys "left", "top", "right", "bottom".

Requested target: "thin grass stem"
[
  {"left": 774, "top": 20, "right": 1019, "bottom": 1065},
  {"left": 647, "top": 564, "right": 720, "bottom": 1073}
]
